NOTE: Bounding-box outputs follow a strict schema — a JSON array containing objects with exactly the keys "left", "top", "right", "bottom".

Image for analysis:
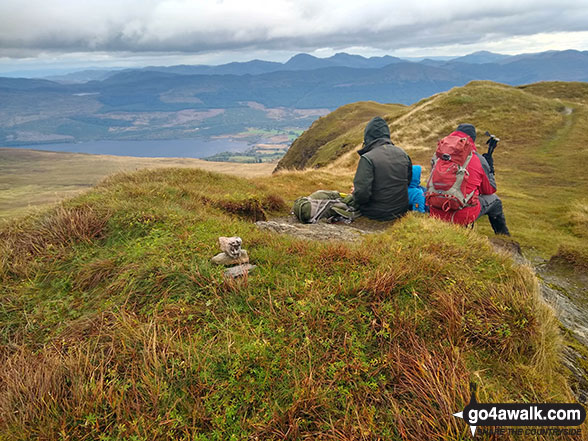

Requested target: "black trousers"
[{"left": 477, "top": 194, "right": 510, "bottom": 235}]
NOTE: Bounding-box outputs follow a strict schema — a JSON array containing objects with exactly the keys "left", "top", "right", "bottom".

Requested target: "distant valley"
[{"left": 1, "top": 50, "right": 587, "bottom": 159}]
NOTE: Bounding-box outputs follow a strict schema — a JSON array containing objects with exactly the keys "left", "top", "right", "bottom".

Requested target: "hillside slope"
[
  {"left": 275, "top": 101, "right": 405, "bottom": 171},
  {"left": 277, "top": 81, "right": 588, "bottom": 264},
  {"left": 0, "top": 167, "right": 576, "bottom": 440},
  {"left": 278, "top": 80, "right": 579, "bottom": 170}
]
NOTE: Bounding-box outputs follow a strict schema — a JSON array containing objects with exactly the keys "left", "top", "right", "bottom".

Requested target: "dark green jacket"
[{"left": 353, "top": 117, "right": 412, "bottom": 220}]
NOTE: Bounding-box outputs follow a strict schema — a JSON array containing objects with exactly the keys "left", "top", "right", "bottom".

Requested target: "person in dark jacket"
[
  {"left": 352, "top": 116, "right": 412, "bottom": 220},
  {"left": 429, "top": 123, "right": 510, "bottom": 235}
]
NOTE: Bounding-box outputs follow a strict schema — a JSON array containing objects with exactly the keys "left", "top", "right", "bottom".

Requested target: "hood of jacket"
[
  {"left": 358, "top": 116, "right": 391, "bottom": 155},
  {"left": 409, "top": 165, "right": 422, "bottom": 188}
]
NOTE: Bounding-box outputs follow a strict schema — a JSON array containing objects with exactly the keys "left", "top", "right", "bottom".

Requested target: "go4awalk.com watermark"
[{"left": 453, "top": 385, "right": 586, "bottom": 437}]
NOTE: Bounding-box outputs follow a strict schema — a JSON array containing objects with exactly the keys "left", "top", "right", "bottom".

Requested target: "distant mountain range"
[
  {"left": 1, "top": 50, "right": 587, "bottom": 146},
  {"left": 39, "top": 49, "right": 588, "bottom": 83},
  {"left": 42, "top": 53, "right": 413, "bottom": 82}
]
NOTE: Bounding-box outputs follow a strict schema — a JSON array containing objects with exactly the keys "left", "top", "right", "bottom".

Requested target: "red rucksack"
[{"left": 425, "top": 135, "right": 477, "bottom": 212}]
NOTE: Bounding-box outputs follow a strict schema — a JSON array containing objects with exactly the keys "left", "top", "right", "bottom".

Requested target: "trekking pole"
[{"left": 484, "top": 131, "right": 500, "bottom": 156}]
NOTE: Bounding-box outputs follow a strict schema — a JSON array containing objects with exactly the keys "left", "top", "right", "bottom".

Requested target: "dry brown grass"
[
  {"left": 389, "top": 334, "right": 470, "bottom": 441},
  {"left": 0, "top": 204, "right": 111, "bottom": 280},
  {"left": 199, "top": 194, "right": 287, "bottom": 222},
  {"left": 0, "top": 311, "right": 213, "bottom": 440},
  {"left": 567, "top": 199, "right": 588, "bottom": 238}
]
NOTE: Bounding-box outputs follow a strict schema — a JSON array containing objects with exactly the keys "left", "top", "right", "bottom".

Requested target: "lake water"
[{"left": 13, "top": 138, "right": 250, "bottom": 158}]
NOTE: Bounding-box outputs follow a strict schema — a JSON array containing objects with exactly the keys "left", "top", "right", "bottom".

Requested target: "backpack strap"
[
  {"left": 308, "top": 199, "right": 336, "bottom": 223},
  {"left": 443, "top": 152, "right": 476, "bottom": 207}
]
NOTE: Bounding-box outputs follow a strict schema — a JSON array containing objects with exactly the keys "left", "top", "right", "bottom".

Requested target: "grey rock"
[
  {"left": 211, "top": 250, "right": 249, "bottom": 266},
  {"left": 219, "top": 236, "right": 242, "bottom": 258},
  {"left": 224, "top": 264, "right": 256, "bottom": 279},
  {"left": 255, "top": 220, "right": 365, "bottom": 242}
]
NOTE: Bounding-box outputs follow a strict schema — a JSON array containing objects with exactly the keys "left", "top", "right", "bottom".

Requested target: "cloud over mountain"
[{"left": 1, "top": 0, "right": 588, "bottom": 58}]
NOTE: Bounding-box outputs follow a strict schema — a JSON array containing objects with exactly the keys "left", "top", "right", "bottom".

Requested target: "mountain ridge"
[{"left": 276, "top": 80, "right": 588, "bottom": 264}]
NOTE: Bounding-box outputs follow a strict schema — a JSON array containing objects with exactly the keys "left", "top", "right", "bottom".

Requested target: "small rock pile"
[{"left": 211, "top": 236, "right": 256, "bottom": 279}]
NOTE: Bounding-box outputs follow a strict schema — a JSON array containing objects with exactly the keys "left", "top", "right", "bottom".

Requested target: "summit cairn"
[
  {"left": 212, "top": 236, "right": 249, "bottom": 265},
  {"left": 219, "top": 236, "right": 243, "bottom": 258},
  {"left": 211, "top": 236, "right": 256, "bottom": 279}
]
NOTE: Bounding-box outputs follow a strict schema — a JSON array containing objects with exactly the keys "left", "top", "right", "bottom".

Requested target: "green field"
[{"left": 204, "top": 145, "right": 288, "bottom": 163}]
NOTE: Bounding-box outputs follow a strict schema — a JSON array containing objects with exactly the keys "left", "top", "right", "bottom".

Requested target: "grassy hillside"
[
  {"left": 275, "top": 101, "right": 406, "bottom": 171},
  {"left": 0, "top": 148, "right": 274, "bottom": 219},
  {"left": 0, "top": 167, "right": 575, "bottom": 440},
  {"left": 1, "top": 82, "right": 587, "bottom": 440},
  {"left": 277, "top": 81, "right": 588, "bottom": 264},
  {"left": 518, "top": 81, "right": 588, "bottom": 103}
]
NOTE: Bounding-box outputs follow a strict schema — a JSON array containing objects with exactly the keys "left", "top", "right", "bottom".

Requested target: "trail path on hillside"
[
  {"left": 326, "top": 92, "right": 447, "bottom": 171},
  {"left": 536, "top": 262, "right": 588, "bottom": 403}
]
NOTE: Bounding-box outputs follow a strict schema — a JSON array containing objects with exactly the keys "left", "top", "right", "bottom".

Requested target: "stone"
[
  {"left": 255, "top": 220, "right": 365, "bottom": 242},
  {"left": 224, "top": 264, "right": 256, "bottom": 279},
  {"left": 211, "top": 250, "right": 249, "bottom": 266},
  {"left": 218, "top": 236, "right": 242, "bottom": 258}
]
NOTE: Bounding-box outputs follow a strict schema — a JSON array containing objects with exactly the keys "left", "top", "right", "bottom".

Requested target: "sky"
[{"left": 1, "top": 0, "right": 588, "bottom": 75}]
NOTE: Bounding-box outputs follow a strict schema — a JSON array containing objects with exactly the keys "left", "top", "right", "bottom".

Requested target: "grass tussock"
[
  {"left": 200, "top": 195, "right": 286, "bottom": 222},
  {"left": 550, "top": 245, "right": 588, "bottom": 271},
  {"left": 567, "top": 199, "right": 588, "bottom": 238},
  {"left": 389, "top": 335, "right": 470, "bottom": 440},
  {"left": 546, "top": 199, "right": 588, "bottom": 270},
  {"left": 0, "top": 204, "right": 110, "bottom": 281}
]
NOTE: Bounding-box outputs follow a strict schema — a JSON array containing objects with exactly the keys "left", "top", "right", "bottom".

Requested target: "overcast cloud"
[{"left": 1, "top": 0, "right": 588, "bottom": 70}]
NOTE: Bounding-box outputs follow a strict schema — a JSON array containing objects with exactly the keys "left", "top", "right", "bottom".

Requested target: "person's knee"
[
  {"left": 488, "top": 197, "right": 505, "bottom": 218},
  {"left": 494, "top": 197, "right": 503, "bottom": 210}
]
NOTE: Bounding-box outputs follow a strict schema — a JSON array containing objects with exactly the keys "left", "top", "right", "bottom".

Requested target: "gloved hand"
[{"left": 484, "top": 136, "right": 499, "bottom": 174}]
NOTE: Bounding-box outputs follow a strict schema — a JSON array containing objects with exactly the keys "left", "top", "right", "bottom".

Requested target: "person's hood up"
[
  {"left": 410, "top": 165, "right": 422, "bottom": 187},
  {"left": 358, "top": 116, "right": 391, "bottom": 155}
]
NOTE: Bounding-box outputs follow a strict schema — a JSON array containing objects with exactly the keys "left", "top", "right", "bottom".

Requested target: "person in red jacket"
[{"left": 429, "top": 123, "right": 510, "bottom": 235}]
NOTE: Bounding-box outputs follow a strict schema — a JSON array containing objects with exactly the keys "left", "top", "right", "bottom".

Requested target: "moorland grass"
[
  {"left": 0, "top": 167, "right": 577, "bottom": 440},
  {"left": 0, "top": 148, "right": 274, "bottom": 219}
]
